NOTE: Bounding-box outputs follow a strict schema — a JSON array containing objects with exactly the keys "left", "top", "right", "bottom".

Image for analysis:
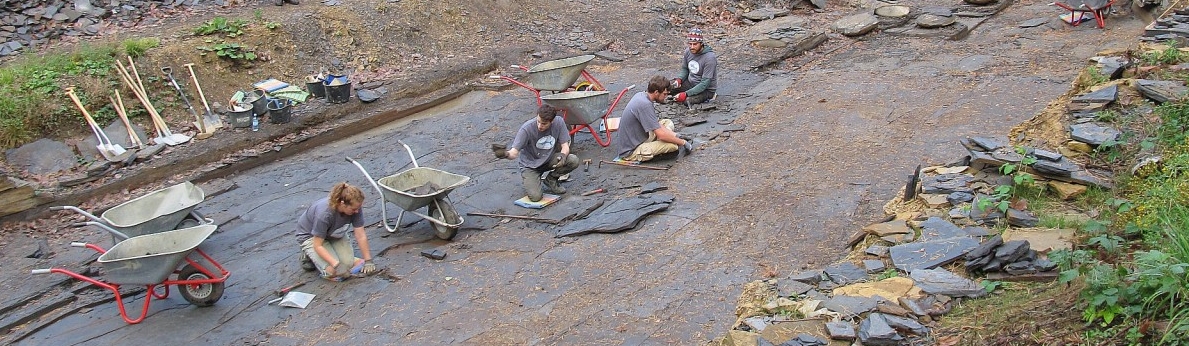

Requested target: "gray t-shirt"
[
  {"left": 510, "top": 117, "right": 570, "bottom": 170},
  {"left": 294, "top": 196, "right": 365, "bottom": 243},
  {"left": 684, "top": 46, "right": 718, "bottom": 93},
  {"left": 614, "top": 92, "right": 661, "bottom": 158}
]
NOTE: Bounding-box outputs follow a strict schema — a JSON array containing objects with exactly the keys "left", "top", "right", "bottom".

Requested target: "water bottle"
[{"left": 251, "top": 115, "right": 259, "bottom": 131}]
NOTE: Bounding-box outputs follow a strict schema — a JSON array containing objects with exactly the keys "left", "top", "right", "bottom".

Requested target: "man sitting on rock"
[{"left": 669, "top": 28, "right": 718, "bottom": 105}]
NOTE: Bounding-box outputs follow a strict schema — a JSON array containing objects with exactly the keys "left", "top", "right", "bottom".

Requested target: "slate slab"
[
  {"left": 5, "top": 138, "right": 77, "bottom": 175},
  {"left": 822, "top": 295, "right": 879, "bottom": 318},
  {"left": 909, "top": 268, "right": 987, "bottom": 298},
  {"left": 554, "top": 193, "right": 674, "bottom": 237},
  {"left": 915, "top": 217, "right": 967, "bottom": 241},
  {"left": 858, "top": 313, "right": 904, "bottom": 345},
  {"left": 889, "top": 236, "right": 979, "bottom": 271},
  {"left": 824, "top": 262, "right": 867, "bottom": 285},
  {"left": 921, "top": 173, "right": 973, "bottom": 194},
  {"left": 1069, "top": 122, "right": 1121, "bottom": 146},
  {"left": 1071, "top": 84, "right": 1118, "bottom": 104}
]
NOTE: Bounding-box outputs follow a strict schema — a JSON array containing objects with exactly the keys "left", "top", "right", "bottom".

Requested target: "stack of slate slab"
[{"left": 1143, "top": 6, "right": 1189, "bottom": 41}]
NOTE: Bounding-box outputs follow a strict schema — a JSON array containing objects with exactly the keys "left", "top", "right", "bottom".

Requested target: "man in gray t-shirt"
[
  {"left": 494, "top": 104, "right": 580, "bottom": 202},
  {"left": 613, "top": 76, "right": 694, "bottom": 162}
]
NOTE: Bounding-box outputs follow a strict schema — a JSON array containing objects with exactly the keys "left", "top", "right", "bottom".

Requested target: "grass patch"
[
  {"left": 937, "top": 280, "right": 1086, "bottom": 344},
  {"left": 0, "top": 39, "right": 156, "bottom": 149}
]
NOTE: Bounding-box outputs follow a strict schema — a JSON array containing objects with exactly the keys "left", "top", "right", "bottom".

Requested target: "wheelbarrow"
[
  {"left": 539, "top": 85, "right": 635, "bottom": 147},
  {"left": 53, "top": 181, "right": 210, "bottom": 244},
  {"left": 489, "top": 55, "right": 607, "bottom": 105},
  {"left": 346, "top": 141, "right": 471, "bottom": 240},
  {"left": 31, "top": 225, "right": 230, "bottom": 324}
]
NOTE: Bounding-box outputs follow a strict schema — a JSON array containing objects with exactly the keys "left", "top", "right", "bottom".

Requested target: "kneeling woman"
[{"left": 295, "top": 182, "right": 378, "bottom": 281}]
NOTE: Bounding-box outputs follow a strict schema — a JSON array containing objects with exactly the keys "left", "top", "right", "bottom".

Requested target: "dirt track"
[{"left": 0, "top": 0, "right": 1149, "bottom": 344}]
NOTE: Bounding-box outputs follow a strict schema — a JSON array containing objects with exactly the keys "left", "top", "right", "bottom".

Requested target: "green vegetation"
[
  {"left": 194, "top": 17, "right": 248, "bottom": 38},
  {"left": 197, "top": 41, "right": 257, "bottom": 62},
  {"left": 1050, "top": 75, "right": 1189, "bottom": 344},
  {"left": 0, "top": 40, "right": 156, "bottom": 149}
]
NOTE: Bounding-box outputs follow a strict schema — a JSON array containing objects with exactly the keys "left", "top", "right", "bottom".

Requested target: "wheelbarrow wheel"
[
  {"left": 427, "top": 198, "right": 459, "bottom": 241},
  {"left": 177, "top": 264, "right": 224, "bottom": 307}
]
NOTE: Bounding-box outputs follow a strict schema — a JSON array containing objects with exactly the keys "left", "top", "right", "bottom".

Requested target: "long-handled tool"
[
  {"left": 109, "top": 92, "right": 143, "bottom": 148},
  {"left": 115, "top": 59, "right": 190, "bottom": 145},
  {"left": 162, "top": 66, "right": 213, "bottom": 139},
  {"left": 275, "top": 281, "right": 309, "bottom": 297},
  {"left": 65, "top": 87, "right": 128, "bottom": 161},
  {"left": 183, "top": 63, "right": 223, "bottom": 133},
  {"left": 598, "top": 160, "right": 669, "bottom": 170}
]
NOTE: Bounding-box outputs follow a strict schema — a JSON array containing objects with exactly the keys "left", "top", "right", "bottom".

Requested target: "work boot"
[
  {"left": 285, "top": 0, "right": 299, "bottom": 4},
  {"left": 543, "top": 175, "right": 566, "bottom": 195},
  {"left": 298, "top": 252, "right": 315, "bottom": 271}
]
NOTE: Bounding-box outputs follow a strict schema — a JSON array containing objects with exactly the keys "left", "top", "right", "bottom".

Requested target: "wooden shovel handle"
[{"left": 184, "top": 63, "right": 213, "bottom": 112}]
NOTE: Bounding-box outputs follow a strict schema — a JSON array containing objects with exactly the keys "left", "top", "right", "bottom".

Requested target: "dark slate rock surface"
[
  {"left": 826, "top": 320, "right": 857, "bottom": 341},
  {"left": 822, "top": 295, "right": 879, "bottom": 318},
  {"left": 909, "top": 268, "right": 987, "bottom": 298},
  {"left": 788, "top": 270, "right": 823, "bottom": 285},
  {"left": 1006, "top": 208, "right": 1039, "bottom": 227},
  {"left": 882, "top": 313, "right": 930, "bottom": 335},
  {"left": 778, "top": 279, "right": 814, "bottom": 297},
  {"left": 889, "top": 236, "right": 979, "bottom": 271},
  {"left": 921, "top": 173, "right": 973, "bottom": 194},
  {"left": 555, "top": 193, "right": 674, "bottom": 237},
  {"left": 863, "top": 259, "right": 886, "bottom": 273},
  {"left": 778, "top": 333, "right": 829, "bottom": 346},
  {"left": 858, "top": 313, "right": 904, "bottom": 346},
  {"left": 824, "top": 262, "right": 867, "bottom": 285},
  {"left": 916, "top": 217, "right": 967, "bottom": 241},
  {"left": 866, "top": 244, "right": 889, "bottom": 257},
  {"left": 4, "top": 138, "right": 77, "bottom": 175},
  {"left": 1031, "top": 157, "right": 1080, "bottom": 177},
  {"left": 968, "top": 136, "right": 1004, "bottom": 151},
  {"left": 1071, "top": 84, "right": 1118, "bottom": 104},
  {"left": 964, "top": 235, "right": 1004, "bottom": 260},
  {"left": 1135, "top": 79, "right": 1188, "bottom": 103},
  {"left": 994, "top": 240, "right": 1031, "bottom": 263},
  {"left": 1069, "top": 122, "right": 1122, "bottom": 146}
]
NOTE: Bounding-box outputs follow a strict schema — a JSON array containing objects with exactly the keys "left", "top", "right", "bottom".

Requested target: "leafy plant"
[
  {"left": 194, "top": 17, "right": 248, "bottom": 38},
  {"left": 981, "top": 280, "right": 1002, "bottom": 293},
  {"left": 265, "top": 21, "right": 281, "bottom": 30},
  {"left": 876, "top": 268, "right": 900, "bottom": 281},
  {"left": 197, "top": 42, "right": 257, "bottom": 62}
]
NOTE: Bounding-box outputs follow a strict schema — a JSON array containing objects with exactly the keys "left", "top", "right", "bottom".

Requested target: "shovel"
[
  {"left": 162, "top": 66, "right": 213, "bottom": 139},
  {"left": 110, "top": 91, "right": 143, "bottom": 148},
  {"left": 65, "top": 87, "right": 129, "bottom": 162},
  {"left": 115, "top": 59, "right": 189, "bottom": 146},
  {"left": 184, "top": 63, "right": 224, "bottom": 133}
]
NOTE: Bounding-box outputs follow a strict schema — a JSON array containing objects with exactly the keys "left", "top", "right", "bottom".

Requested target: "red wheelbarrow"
[
  {"left": 1052, "top": 0, "right": 1116, "bottom": 28},
  {"left": 489, "top": 55, "right": 608, "bottom": 104},
  {"left": 32, "top": 225, "right": 229, "bottom": 324},
  {"left": 540, "top": 86, "right": 635, "bottom": 147}
]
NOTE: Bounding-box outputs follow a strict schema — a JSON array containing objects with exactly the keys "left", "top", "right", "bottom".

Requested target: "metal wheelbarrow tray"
[
  {"left": 32, "top": 224, "right": 230, "bottom": 324},
  {"left": 347, "top": 140, "right": 471, "bottom": 240},
  {"left": 539, "top": 85, "right": 636, "bottom": 147},
  {"left": 523, "top": 55, "right": 596, "bottom": 91},
  {"left": 54, "top": 181, "right": 207, "bottom": 241}
]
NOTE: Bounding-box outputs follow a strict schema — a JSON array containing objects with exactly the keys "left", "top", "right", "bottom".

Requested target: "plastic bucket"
[
  {"left": 227, "top": 107, "right": 253, "bottom": 128},
  {"left": 324, "top": 74, "right": 349, "bottom": 86},
  {"left": 306, "top": 75, "right": 326, "bottom": 99},
  {"left": 267, "top": 98, "right": 292, "bottom": 124},
  {"left": 325, "top": 82, "right": 352, "bottom": 104},
  {"left": 245, "top": 89, "right": 268, "bottom": 116}
]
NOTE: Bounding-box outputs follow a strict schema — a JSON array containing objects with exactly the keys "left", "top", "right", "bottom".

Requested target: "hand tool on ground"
[
  {"left": 184, "top": 63, "right": 224, "bottom": 133},
  {"left": 115, "top": 59, "right": 190, "bottom": 145},
  {"left": 161, "top": 66, "right": 213, "bottom": 139},
  {"left": 65, "top": 87, "right": 128, "bottom": 161},
  {"left": 109, "top": 92, "right": 143, "bottom": 148},
  {"left": 466, "top": 212, "right": 559, "bottom": 224},
  {"left": 583, "top": 158, "right": 591, "bottom": 172},
  {"left": 275, "top": 281, "right": 309, "bottom": 297},
  {"left": 598, "top": 160, "right": 669, "bottom": 170},
  {"left": 581, "top": 188, "right": 605, "bottom": 196}
]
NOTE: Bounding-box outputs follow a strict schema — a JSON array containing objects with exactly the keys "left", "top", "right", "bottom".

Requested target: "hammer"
[
  {"left": 276, "top": 281, "right": 308, "bottom": 297},
  {"left": 583, "top": 158, "right": 592, "bottom": 172}
]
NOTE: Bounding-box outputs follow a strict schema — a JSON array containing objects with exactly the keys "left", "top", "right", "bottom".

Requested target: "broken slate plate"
[{"left": 555, "top": 194, "right": 674, "bottom": 237}]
